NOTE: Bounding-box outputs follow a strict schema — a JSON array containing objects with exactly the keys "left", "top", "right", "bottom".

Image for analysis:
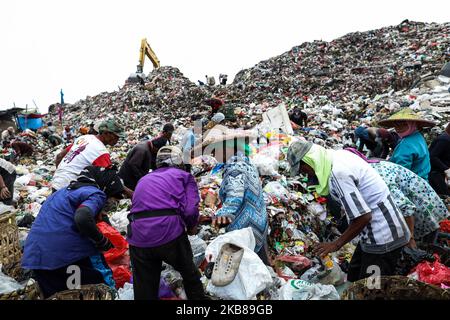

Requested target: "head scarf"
[
  {"left": 211, "top": 112, "right": 225, "bottom": 124},
  {"left": 396, "top": 121, "right": 418, "bottom": 138},
  {"left": 301, "top": 144, "right": 333, "bottom": 196},
  {"left": 68, "top": 165, "right": 124, "bottom": 198}
]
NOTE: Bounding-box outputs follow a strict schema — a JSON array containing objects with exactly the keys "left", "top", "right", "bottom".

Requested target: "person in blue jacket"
[
  {"left": 378, "top": 108, "right": 436, "bottom": 181},
  {"left": 21, "top": 166, "right": 127, "bottom": 298}
]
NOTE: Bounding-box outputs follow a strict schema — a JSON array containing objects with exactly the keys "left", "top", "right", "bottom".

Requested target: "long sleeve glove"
[
  {"left": 74, "top": 206, "right": 114, "bottom": 251},
  {"left": 94, "top": 235, "right": 114, "bottom": 252}
]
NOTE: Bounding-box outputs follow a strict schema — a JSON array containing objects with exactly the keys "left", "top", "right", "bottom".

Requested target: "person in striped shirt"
[{"left": 288, "top": 140, "right": 410, "bottom": 282}]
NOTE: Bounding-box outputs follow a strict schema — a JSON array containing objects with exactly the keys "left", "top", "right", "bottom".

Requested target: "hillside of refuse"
[{"left": 53, "top": 20, "right": 450, "bottom": 139}]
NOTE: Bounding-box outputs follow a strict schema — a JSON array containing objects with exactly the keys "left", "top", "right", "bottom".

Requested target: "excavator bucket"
[{"left": 127, "top": 71, "right": 146, "bottom": 84}]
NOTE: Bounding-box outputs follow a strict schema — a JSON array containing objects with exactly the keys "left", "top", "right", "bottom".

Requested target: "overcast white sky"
[{"left": 1, "top": 0, "right": 449, "bottom": 112}]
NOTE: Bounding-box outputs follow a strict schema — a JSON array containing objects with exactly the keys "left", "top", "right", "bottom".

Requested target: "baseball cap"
[{"left": 98, "top": 119, "right": 125, "bottom": 138}]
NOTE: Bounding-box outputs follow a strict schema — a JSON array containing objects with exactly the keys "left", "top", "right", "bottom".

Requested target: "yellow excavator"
[{"left": 128, "top": 38, "right": 160, "bottom": 83}]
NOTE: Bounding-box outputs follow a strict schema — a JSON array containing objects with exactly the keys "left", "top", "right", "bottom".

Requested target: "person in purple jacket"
[{"left": 127, "top": 146, "right": 206, "bottom": 300}]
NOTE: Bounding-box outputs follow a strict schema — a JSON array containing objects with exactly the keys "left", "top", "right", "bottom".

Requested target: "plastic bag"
[
  {"left": 110, "top": 265, "right": 132, "bottom": 289},
  {"left": 97, "top": 222, "right": 131, "bottom": 288},
  {"left": 395, "top": 246, "right": 435, "bottom": 276},
  {"left": 27, "top": 187, "right": 51, "bottom": 204},
  {"left": 110, "top": 209, "right": 129, "bottom": 235},
  {"left": 307, "top": 202, "right": 327, "bottom": 218},
  {"left": 0, "top": 270, "right": 24, "bottom": 294},
  {"left": 23, "top": 202, "right": 42, "bottom": 217},
  {"left": 189, "top": 235, "right": 207, "bottom": 268},
  {"left": 440, "top": 220, "right": 450, "bottom": 233},
  {"left": 97, "top": 222, "right": 128, "bottom": 261},
  {"left": 205, "top": 228, "right": 272, "bottom": 300},
  {"left": 263, "top": 181, "right": 290, "bottom": 204},
  {"left": 116, "top": 279, "right": 176, "bottom": 300},
  {"left": 409, "top": 255, "right": 450, "bottom": 287},
  {"left": 300, "top": 265, "right": 322, "bottom": 282},
  {"left": 0, "top": 203, "right": 15, "bottom": 215},
  {"left": 14, "top": 174, "right": 33, "bottom": 187},
  {"left": 159, "top": 278, "right": 177, "bottom": 299},
  {"left": 278, "top": 279, "right": 340, "bottom": 300},
  {"left": 275, "top": 255, "right": 311, "bottom": 275},
  {"left": 316, "top": 263, "right": 346, "bottom": 286},
  {"left": 251, "top": 153, "right": 280, "bottom": 177},
  {"left": 278, "top": 266, "right": 297, "bottom": 279},
  {"left": 117, "top": 282, "right": 134, "bottom": 300},
  {"left": 257, "top": 142, "right": 284, "bottom": 160}
]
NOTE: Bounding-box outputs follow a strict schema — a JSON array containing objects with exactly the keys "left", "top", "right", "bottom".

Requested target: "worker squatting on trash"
[
  {"left": 118, "top": 123, "right": 174, "bottom": 190},
  {"left": 21, "top": 166, "right": 129, "bottom": 298},
  {"left": 52, "top": 119, "right": 125, "bottom": 191},
  {"left": 127, "top": 146, "right": 207, "bottom": 300}
]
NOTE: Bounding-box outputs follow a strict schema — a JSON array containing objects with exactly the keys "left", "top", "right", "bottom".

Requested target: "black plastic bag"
[{"left": 395, "top": 246, "right": 435, "bottom": 276}]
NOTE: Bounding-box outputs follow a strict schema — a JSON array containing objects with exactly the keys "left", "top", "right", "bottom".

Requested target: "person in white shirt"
[
  {"left": 288, "top": 140, "right": 410, "bottom": 282},
  {"left": 52, "top": 119, "right": 124, "bottom": 191},
  {"left": 62, "top": 126, "right": 75, "bottom": 142}
]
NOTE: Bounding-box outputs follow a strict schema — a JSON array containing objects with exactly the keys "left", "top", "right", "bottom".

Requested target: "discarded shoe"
[{"left": 211, "top": 243, "right": 244, "bottom": 287}]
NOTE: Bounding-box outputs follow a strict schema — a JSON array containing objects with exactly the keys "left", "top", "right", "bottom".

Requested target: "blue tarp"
[{"left": 17, "top": 116, "right": 43, "bottom": 131}]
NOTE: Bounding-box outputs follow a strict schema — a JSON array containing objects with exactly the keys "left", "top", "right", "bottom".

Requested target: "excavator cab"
[{"left": 128, "top": 38, "right": 160, "bottom": 84}]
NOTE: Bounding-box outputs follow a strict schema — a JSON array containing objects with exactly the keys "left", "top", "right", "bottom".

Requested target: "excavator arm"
[{"left": 136, "top": 38, "right": 160, "bottom": 73}]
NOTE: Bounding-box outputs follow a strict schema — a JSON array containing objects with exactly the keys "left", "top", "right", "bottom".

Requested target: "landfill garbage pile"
[
  {"left": 221, "top": 20, "right": 450, "bottom": 107},
  {"left": 1, "top": 20, "right": 450, "bottom": 300},
  {"left": 64, "top": 66, "right": 210, "bottom": 130},
  {"left": 50, "top": 21, "right": 450, "bottom": 151}
]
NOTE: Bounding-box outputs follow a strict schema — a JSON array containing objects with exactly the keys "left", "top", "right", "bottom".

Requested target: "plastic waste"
[
  {"left": 395, "top": 247, "right": 435, "bottom": 276},
  {"left": 0, "top": 203, "right": 15, "bottom": 215},
  {"left": 97, "top": 222, "right": 131, "bottom": 288},
  {"left": 117, "top": 282, "right": 134, "bottom": 300},
  {"left": 0, "top": 270, "right": 24, "bottom": 294},
  {"left": 279, "top": 279, "right": 340, "bottom": 300},
  {"left": 300, "top": 265, "right": 322, "bottom": 282},
  {"left": 14, "top": 176, "right": 30, "bottom": 188},
  {"left": 275, "top": 255, "right": 312, "bottom": 274},
  {"left": 409, "top": 254, "right": 450, "bottom": 287},
  {"left": 109, "top": 209, "right": 129, "bottom": 235},
  {"left": 188, "top": 235, "right": 207, "bottom": 267},
  {"left": 264, "top": 181, "right": 290, "bottom": 204},
  {"left": 251, "top": 153, "right": 280, "bottom": 177}
]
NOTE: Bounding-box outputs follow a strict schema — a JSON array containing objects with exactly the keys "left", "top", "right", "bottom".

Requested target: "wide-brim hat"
[
  {"left": 203, "top": 126, "right": 256, "bottom": 146},
  {"left": 377, "top": 108, "right": 436, "bottom": 128},
  {"left": 191, "top": 125, "right": 256, "bottom": 156}
]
